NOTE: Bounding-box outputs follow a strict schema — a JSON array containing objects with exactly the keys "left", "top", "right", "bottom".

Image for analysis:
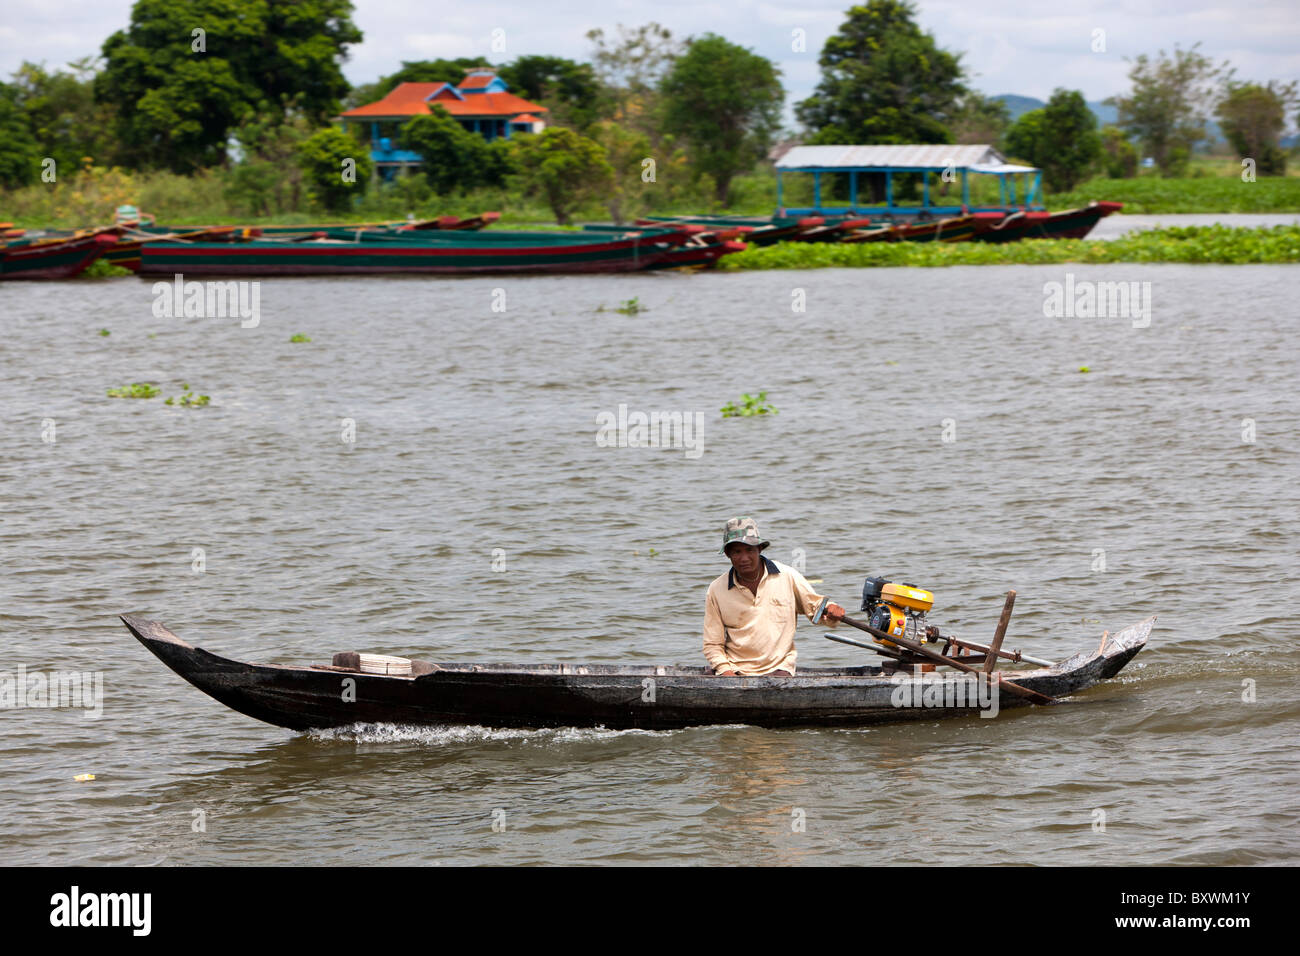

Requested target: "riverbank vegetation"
[
  {"left": 716, "top": 225, "right": 1300, "bottom": 269},
  {"left": 2, "top": 1, "right": 1297, "bottom": 228},
  {"left": 1043, "top": 174, "right": 1300, "bottom": 214}
]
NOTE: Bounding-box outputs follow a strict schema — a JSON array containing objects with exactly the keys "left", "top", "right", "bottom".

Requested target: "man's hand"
[{"left": 824, "top": 602, "right": 845, "bottom": 622}]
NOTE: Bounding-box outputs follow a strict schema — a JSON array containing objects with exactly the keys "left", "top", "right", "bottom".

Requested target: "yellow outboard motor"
[{"left": 860, "top": 576, "right": 935, "bottom": 647}]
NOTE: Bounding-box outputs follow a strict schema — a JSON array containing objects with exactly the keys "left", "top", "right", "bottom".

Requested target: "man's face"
[{"left": 726, "top": 542, "right": 763, "bottom": 579}]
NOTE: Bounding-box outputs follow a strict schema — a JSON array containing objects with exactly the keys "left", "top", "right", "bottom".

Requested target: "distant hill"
[
  {"left": 993, "top": 94, "right": 1118, "bottom": 128},
  {"left": 991, "top": 94, "right": 1234, "bottom": 144}
]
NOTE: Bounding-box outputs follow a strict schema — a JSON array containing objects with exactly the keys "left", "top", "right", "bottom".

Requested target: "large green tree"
[
  {"left": 512, "top": 127, "right": 612, "bottom": 225},
  {"left": 1099, "top": 126, "right": 1138, "bottom": 179},
  {"left": 1216, "top": 80, "right": 1298, "bottom": 176},
  {"left": 796, "top": 0, "right": 965, "bottom": 144},
  {"left": 948, "top": 91, "right": 1010, "bottom": 145},
  {"left": 660, "top": 34, "right": 782, "bottom": 205},
  {"left": 225, "top": 106, "right": 313, "bottom": 215},
  {"left": 297, "top": 126, "right": 371, "bottom": 212},
  {"left": 497, "top": 56, "right": 603, "bottom": 131},
  {"left": 586, "top": 22, "right": 680, "bottom": 95},
  {"left": 589, "top": 120, "right": 652, "bottom": 223},
  {"left": 399, "top": 107, "right": 509, "bottom": 194},
  {"left": 1002, "top": 89, "right": 1103, "bottom": 192},
  {"left": 8, "top": 59, "right": 122, "bottom": 171},
  {"left": 97, "top": 0, "right": 362, "bottom": 172},
  {"left": 0, "top": 85, "right": 43, "bottom": 187},
  {"left": 585, "top": 23, "right": 683, "bottom": 145},
  {"left": 1106, "top": 43, "right": 1227, "bottom": 176}
]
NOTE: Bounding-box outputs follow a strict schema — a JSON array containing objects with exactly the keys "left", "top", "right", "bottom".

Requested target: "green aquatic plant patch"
[
  {"left": 717, "top": 225, "right": 1300, "bottom": 270},
  {"left": 81, "top": 259, "right": 132, "bottom": 278},
  {"left": 107, "top": 382, "right": 160, "bottom": 399},
  {"left": 721, "top": 391, "right": 778, "bottom": 418},
  {"left": 165, "top": 385, "right": 210, "bottom": 407},
  {"left": 1045, "top": 176, "right": 1300, "bottom": 214}
]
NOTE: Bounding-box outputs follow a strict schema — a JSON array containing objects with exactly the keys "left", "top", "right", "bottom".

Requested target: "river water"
[
  {"left": 2, "top": 263, "right": 1297, "bottom": 865},
  {"left": 1090, "top": 213, "right": 1300, "bottom": 240}
]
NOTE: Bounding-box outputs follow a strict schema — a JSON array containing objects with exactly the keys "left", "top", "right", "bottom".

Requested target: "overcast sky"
[{"left": 3, "top": 0, "right": 1298, "bottom": 122}]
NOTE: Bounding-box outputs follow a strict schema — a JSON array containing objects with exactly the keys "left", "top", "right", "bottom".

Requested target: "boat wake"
[{"left": 307, "top": 721, "right": 753, "bottom": 746}]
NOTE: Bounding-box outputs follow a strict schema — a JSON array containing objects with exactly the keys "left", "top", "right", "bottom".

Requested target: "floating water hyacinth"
[
  {"left": 81, "top": 259, "right": 130, "bottom": 278},
  {"left": 721, "top": 391, "right": 778, "bottom": 418},
  {"left": 716, "top": 225, "right": 1300, "bottom": 270},
  {"left": 1047, "top": 175, "right": 1300, "bottom": 214},
  {"left": 107, "top": 383, "right": 159, "bottom": 399},
  {"left": 165, "top": 387, "right": 210, "bottom": 407}
]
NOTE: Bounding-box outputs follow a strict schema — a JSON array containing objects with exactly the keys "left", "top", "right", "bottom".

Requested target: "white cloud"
[
  {"left": 403, "top": 33, "right": 480, "bottom": 58},
  {"left": 2, "top": 0, "right": 1297, "bottom": 117}
]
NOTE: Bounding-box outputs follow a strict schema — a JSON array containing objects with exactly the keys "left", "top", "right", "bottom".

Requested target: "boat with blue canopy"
[{"left": 773, "top": 144, "right": 1044, "bottom": 221}]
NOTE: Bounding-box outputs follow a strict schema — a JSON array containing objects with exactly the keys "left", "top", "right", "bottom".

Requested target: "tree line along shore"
[{"left": 3, "top": 1, "right": 1298, "bottom": 234}]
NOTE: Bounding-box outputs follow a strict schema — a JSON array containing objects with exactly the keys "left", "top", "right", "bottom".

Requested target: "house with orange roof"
[{"left": 340, "top": 67, "right": 548, "bottom": 178}]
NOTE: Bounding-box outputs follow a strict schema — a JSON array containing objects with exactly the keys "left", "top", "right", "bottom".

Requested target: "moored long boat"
[
  {"left": 104, "top": 226, "right": 258, "bottom": 272},
  {"left": 249, "top": 213, "right": 500, "bottom": 239},
  {"left": 972, "top": 201, "right": 1124, "bottom": 242},
  {"left": 138, "top": 228, "right": 688, "bottom": 275},
  {"left": 638, "top": 215, "right": 826, "bottom": 245},
  {"left": 0, "top": 231, "right": 119, "bottom": 280},
  {"left": 640, "top": 238, "right": 749, "bottom": 270},
  {"left": 121, "top": 614, "right": 1152, "bottom": 731},
  {"left": 788, "top": 215, "right": 875, "bottom": 242},
  {"left": 843, "top": 214, "right": 981, "bottom": 244}
]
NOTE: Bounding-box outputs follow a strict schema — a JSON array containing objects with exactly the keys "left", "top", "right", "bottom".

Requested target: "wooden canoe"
[
  {"left": 972, "top": 201, "right": 1124, "bottom": 242},
  {"left": 120, "top": 614, "right": 1152, "bottom": 732},
  {"left": 136, "top": 228, "right": 691, "bottom": 275},
  {"left": 843, "top": 215, "right": 981, "bottom": 244},
  {"left": 637, "top": 215, "right": 826, "bottom": 246},
  {"left": 0, "top": 231, "right": 119, "bottom": 280}
]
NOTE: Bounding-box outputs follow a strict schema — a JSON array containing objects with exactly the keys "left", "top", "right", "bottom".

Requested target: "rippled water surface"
[
  {"left": 1090, "top": 212, "right": 1300, "bottom": 239},
  {"left": 2, "top": 263, "right": 1298, "bottom": 865}
]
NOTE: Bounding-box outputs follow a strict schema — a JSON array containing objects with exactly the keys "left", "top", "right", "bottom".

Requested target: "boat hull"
[
  {"left": 138, "top": 235, "right": 680, "bottom": 276},
  {"left": 638, "top": 215, "right": 826, "bottom": 246},
  {"left": 121, "top": 615, "right": 1152, "bottom": 732},
  {"left": 641, "top": 239, "right": 749, "bottom": 270},
  {"left": 845, "top": 215, "right": 981, "bottom": 243},
  {"left": 1, "top": 232, "right": 118, "bottom": 279},
  {"left": 973, "top": 201, "right": 1124, "bottom": 242}
]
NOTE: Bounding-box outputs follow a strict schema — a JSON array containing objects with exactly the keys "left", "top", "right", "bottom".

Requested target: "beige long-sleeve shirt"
[{"left": 702, "top": 557, "right": 833, "bottom": 676}]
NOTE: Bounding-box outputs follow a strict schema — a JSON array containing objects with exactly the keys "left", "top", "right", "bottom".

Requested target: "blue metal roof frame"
[{"left": 773, "top": 144, "right": 1044, "bottom": 218}]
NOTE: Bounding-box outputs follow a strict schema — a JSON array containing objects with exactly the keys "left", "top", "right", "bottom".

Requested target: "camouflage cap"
[{"left": 720, "top": 516, "right": 769, "bottom": 554}]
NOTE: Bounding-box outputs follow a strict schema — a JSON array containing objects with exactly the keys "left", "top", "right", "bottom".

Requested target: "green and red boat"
[
  {"left": 0, "top": 230, "right": 118, "bottom": 280},
  {"left": 138, "top": 226, "right": 701, "bottom": 276},
  {"left": 637, "top": 215, "right": 827, "bottom": 245},
  {"left": 103, "top": 225, "right": 260, "bottom": 272},
  {"left": 642, "top": 238, "right": 750, "bottom": 270},
  {"left": 972, "top": 201, "right": 1124, "bottom": 242},
  {"left": 843, "top": 214, "right": 982, "bottom": 243}
]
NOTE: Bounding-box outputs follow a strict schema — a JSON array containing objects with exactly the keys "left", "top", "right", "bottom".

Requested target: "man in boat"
[{"left": 704, "top": 517, "right": 844, "bottom": 677}]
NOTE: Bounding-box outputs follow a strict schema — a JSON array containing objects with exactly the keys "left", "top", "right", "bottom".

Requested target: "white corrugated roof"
[
  {"left": 775, "top": 144, "right": 1015, "bottom": 171},
  {"left": 969, "top": 162, "right": 1038, "bottom": 174}
]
